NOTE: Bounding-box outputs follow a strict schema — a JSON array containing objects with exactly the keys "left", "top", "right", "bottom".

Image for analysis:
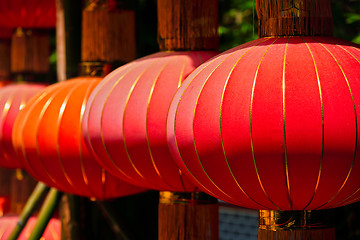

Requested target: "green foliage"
[
  {"left": 219, "top": 0, "right": 258, "bottom": 51},
  {"left": 218, "top": 0, "right": 360, "bottom": 52}
]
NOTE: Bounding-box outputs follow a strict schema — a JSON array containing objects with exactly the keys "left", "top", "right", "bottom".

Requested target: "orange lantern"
[
  {"left": 12, "top": 77, "right": 145, "bottom": 199},
  {"left": 167, "top": 0, "right": 360, "bottom": 239}
]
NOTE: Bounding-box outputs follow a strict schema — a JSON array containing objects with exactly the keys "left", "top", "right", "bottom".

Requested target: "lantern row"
[{"left": 0, "top": 0, "right": 359, "bottom": 222}]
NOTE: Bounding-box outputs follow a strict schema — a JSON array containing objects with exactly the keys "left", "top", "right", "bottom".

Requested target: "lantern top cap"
[
  {"left": 256, "top": 0, "right": 333, "bottom": 37},
  {"left": 157, "top": 0, "right": 219, "bottom": 51}
]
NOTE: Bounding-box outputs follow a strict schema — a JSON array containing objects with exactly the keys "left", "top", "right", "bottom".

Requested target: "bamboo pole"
[
  {"left": 7, "top": 182, "right": 49, "bottom": 240},
  {"left": 28, "top": 188, "right": 62, "bottom": 240}
]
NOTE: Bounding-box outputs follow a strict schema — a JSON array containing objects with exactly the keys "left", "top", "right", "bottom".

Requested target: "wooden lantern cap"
[
  {"left": 256, "top": 0, "right": 333, "bottom": 37},
  {"left": 82, "top": 0, "right": 136, "bottom": 63},
  {"left": 157, "top": 0, "right": 219, "bottom": 51},
  {"left": 11, "top": 28, "right": 50, "bottom": 74}
]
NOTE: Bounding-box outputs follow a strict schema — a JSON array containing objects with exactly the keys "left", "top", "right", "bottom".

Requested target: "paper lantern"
[
  {"left": 168, "top": 0, "right": 360, "bottom": 238},
  {"left": 168, "top": 36, "right": 360, "bottom": 210},
  {"left": 0, "top": 84, "right": 45, "bottom": 169},
  {"left": 84, "top": 0, "right": 220, "bottom": 238},
  {"left": 0, "top": 0, "right": 56, "bottom": 29},
  {"left": 12, "top": 77, "right": 145, "bottom": 199},
  {"left": 83, "top": 51, "right": 218, "bottom": 192},
  {"left": 0, "top": 216, "right": 60, "bottom": 239}
]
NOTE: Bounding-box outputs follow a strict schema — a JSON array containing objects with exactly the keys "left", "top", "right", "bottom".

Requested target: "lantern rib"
[
  {"left": 191, "top": 39, "right": 273, "bottom": 205},
  {"left": 325, "top": 44, "right": 360, "bottom": 208},
  {"left": 301, "top": 37, "right": 325, "bottom": 210},
  {"left": 101, "top": 168, "right": 107, "bottom": 199},
  {"left": 97, "top": 63, "right": 146, "bottom": 184},
  {"left": 250, "top": 37, "right": 281, "bottom": 210},
  {"left": 282, "top": 37, "right": 294, "bottom": 210},
  {"left": 35, "top": 86, "right": 69, "bottom": 190},
  {"left": 339, "top": 196, "right": 360, "bottom": 207},
  {"left": 85, "top": 64, "right": 137, "bottom": 181},
  {"left": 314, "top": 40, "right": 358, "bottom": 209},
  {"left": 55, "top": 82, "right": 82, "bottom": 189},
  {"left": 177, "top": 53, "right": 188, "bottom": 88},
  {"left": 0, "top": 89, "right": 14, "bottom": 166},
  {"left": 79, "top": 80, "right": 100, "bottom": 198},
  {"left": 146, "top": 55, "right": 181, "bottom": 190},
  {"left": 219, "top": 38, "right": 271, "bottom": 209},
  {"left": 122, "top": 60, "right": 165, "bottom": 188},
  {"left": 173, "top": 52, "right": 236, "bottom": 202},
  {"left": 14, "top": 89, "right": 50, "bottom": 180},
  {"left": 177, "top": 169, "right": 187, "bottom": 192}
]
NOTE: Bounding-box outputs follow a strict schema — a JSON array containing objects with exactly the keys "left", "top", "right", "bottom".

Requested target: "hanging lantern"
[
  {"left": 12, "top": 77, "right": 145, "bottom": 199},
  {"left": 0, "top": 84, "right": 45, "bottom": 169},
  {"left": 0, "top": 215, "right": 60, "bottom": 239},
  {"left": 83, "top": 0, "right": 220, "bottom": 239},
  {"left": 167, "top": 0, "right": 360, "bottom": 239},
  {"left": 0, "top": 0, "right": 56, "bottom": 29}
]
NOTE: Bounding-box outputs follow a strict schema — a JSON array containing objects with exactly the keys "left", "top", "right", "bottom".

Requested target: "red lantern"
[
  {"left": 83, "top": 0, "right": 220, "bottom": 238},
  {"left": 83, "top": 51, "right": 218, "bottom": 192},
  {"left": 0, "top": 0, "right": 56, "bottom": 29},
  {"left": 12, "top": 77, "right": 145, "bottom": 199},
  {"left": 168, "top": 0, "right": 360, "bottom": 238},
  {"left": 168, "top": 36, "right": 360, "bottom": 210},
  {"left": 0, "top": 84, "right": 45, "bottom": 169},
  {"left": 0, "top": 216, "right": 60, "bottom": 239},
  {"left": 0, "top": 28, "right": 13, "bottom": 40}
]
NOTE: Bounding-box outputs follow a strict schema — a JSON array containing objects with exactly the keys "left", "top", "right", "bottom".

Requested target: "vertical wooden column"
[
  {"left": 157, "top": 0, "right": 219, "bottom": 239},
  {"left": 0, "top": 40, "right": 11, "bottom": 80},
  {"left": 0, "top": 167, "right": 12, "bottom": 216},
  {"left": 256, "top": 0, "right": 333, "bottom": 37},
  {"left": 159, "top": 192, "right": 219, "bottom": 240},
  {"left": 80, "top": 0, "right": 136, "bottom": 77},
  {"left": 258, "top": 210, "right": 335, "bottom": 240},
  {"left": 11, "top": 28, "right": 50, "bottom": 74},
  {"left": 157, "top": 0, "right": 219, "bottom": 51}
]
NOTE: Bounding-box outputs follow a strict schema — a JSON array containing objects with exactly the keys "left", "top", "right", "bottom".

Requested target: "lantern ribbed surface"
[
  {"left": 12, "top": 78, "right": 145, "bottom": 199},
  {"left": 0, "top": 216, "right": 60, "bottom": 239},
  {"left": 0, "top": 0, "right": 56, "bottom": 29},
  {"left": 167, "top": 37, "right": 360, "bottom": 210},
  {"left": 83, "top": 51, "right": 218, "bottom": 192},
  {"left": 0, "top": 84, "right": 45, "bottom": 169}
]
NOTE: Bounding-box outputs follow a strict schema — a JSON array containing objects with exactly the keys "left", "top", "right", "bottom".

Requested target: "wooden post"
[
  {"left": 80, "top": 0, "right": 137, "bottom": 77},
  {"left": 256, "top": 0, "right": 333, "bottom": 37},
  {"left": 258, "top": 209, "right": 335, "bottom": 240},
  {"left": 159, "top": 192, "right": 219, "bottom": 240},
  {"left": 0, "top": 167, "right": 12, "bottom": 216},
  {"left": 0, "top": 39, "right": 11, "bottom": 80},
  {"left": 157, "top": 0, "right": 219, "bottom": 51}
]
